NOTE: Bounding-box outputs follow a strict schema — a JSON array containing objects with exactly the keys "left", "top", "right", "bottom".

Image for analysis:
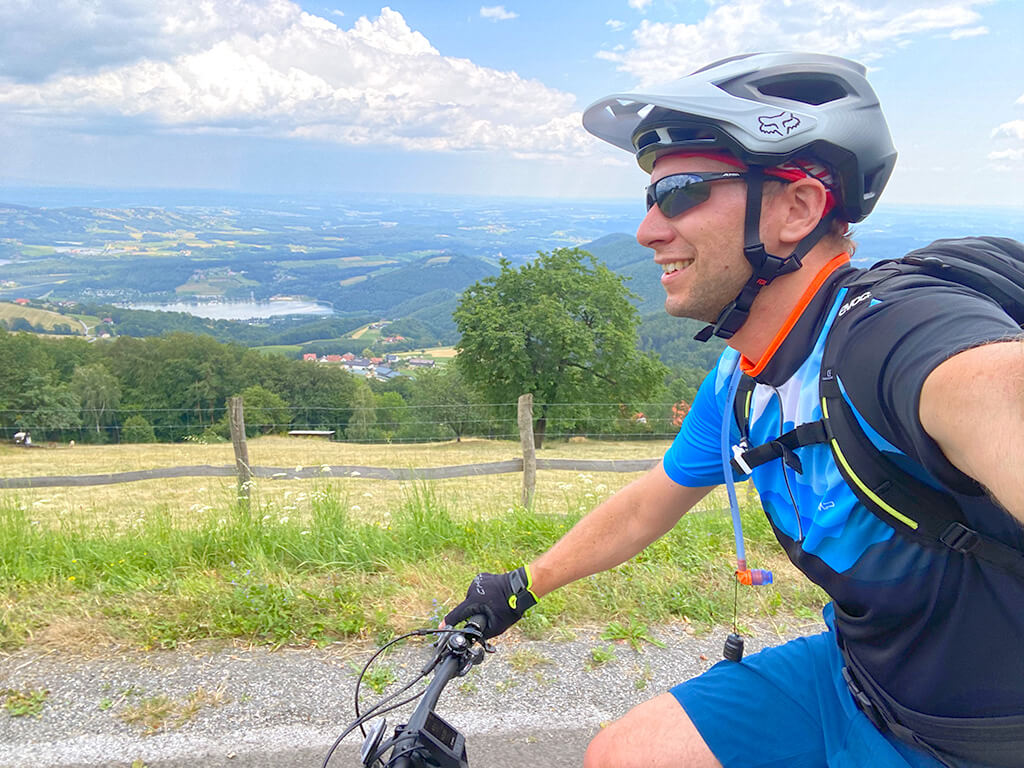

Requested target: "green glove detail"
[{"left": 443, "top": 566, "right": 538, "bottom": 639}]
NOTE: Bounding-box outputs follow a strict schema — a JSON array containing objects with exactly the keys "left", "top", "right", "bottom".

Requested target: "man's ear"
[{"left": 774, "top": 178, "right": 828, "bottom": 245}]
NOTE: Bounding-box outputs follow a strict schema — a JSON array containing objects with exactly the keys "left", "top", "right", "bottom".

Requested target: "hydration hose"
[{"left": 720, "top": 358, "right": 773, "bottom": 661}]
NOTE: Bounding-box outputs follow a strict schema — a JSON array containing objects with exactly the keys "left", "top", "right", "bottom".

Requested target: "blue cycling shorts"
[{"left": 669, "top": 613, "right": 968, "bottom": 768}]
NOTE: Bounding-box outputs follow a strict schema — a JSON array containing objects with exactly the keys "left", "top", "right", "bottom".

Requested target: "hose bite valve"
[
  {"left": 735, "top": 568, "right": 773, "bottom": 586},
  {"left": 723, "top": 633, "right": 745, "bottom": 662}
]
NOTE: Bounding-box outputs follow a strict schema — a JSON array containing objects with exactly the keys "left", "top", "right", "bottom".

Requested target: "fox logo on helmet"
[{"left": 758, "top": 111, "right": 801, "bottom": 137}]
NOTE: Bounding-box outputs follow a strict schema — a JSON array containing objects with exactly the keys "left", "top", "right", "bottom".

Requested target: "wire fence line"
[{"left": 0, "top": 399, "right": 689, "bottom": 445}]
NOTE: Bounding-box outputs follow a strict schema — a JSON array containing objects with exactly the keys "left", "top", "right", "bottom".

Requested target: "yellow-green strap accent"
[
  {"left": 507, "top": 565, "right": 539, "bottom": 611},
  {"left": 822, "top": 398, "right": 919, "bottom": 530}
]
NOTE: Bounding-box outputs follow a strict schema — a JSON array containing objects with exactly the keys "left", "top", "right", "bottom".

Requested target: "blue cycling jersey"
[{"left": 663, "top": 256, "right": 1024, "bottom": 721}]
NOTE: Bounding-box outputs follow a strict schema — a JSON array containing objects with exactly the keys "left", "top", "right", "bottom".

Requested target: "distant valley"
[{"left": 1, "top": 188, "right": 1022, "bottom": 370}]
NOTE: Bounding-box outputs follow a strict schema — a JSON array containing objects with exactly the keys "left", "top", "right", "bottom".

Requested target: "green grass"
[
  {"left": 253, "top": 344, "right": 303, "bottom": 355},
  {"left": 601, "top": 619, "right": 666, "bottom": 652},
  {"left": 2, "top": 688, "right": 49, "bottom": 718},
  {"left": 0, "top": 482, "right": 825, "bottom": 651},
  {"left": 0, "top": 302, "right": 82, "bottom": 332},
  {"left": 586, "top": 644, "right": 617, "bottom": 669}
]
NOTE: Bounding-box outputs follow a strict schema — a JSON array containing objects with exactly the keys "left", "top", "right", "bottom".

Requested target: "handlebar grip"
[{"left": 465, "top": 613, "right": 489, "bottom": 635}]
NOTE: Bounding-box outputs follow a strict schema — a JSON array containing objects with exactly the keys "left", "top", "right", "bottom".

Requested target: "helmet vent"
[{"left": 756, "top": 76, "right": 849, "bottom": 106}]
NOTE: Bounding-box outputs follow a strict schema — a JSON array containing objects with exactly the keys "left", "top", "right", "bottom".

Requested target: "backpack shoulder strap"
[
  {"left": 732, "top": 373, "right": 756, "bottom": 441},
  {"left": 819, "top": 263, "right": 1024, "bottom": 578}
]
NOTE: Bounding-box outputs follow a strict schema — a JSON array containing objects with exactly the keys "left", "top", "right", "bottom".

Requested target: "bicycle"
[{"left": 322, "top": 614, "right": 494, "bottom": 768}]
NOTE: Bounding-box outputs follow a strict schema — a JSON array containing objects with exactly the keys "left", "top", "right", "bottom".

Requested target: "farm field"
[
  {"left": 0, "top": 436, "right": 824, "bottom": 653},
  {"left": 0, "top": 436, "right": 672, "bottom": 527},
  {"left": 0, "top": 301, "right": 82, "bottom": 333}
]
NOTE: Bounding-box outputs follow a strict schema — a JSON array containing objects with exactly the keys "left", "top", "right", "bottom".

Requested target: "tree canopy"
[{"left": 454, "top": 247, "right": 668, "bottom": 446}]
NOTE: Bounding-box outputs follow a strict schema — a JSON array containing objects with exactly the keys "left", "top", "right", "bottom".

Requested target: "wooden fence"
[{"left": 0, "top": 396, "right": 660, "bottom": 499}]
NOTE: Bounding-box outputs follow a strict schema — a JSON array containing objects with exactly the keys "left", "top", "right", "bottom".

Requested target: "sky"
[{"left": 0, "top": 0, "right": 1021, "bottom": 209}]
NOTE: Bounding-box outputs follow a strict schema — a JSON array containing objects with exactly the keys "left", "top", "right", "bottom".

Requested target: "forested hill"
[
  {"left": 582, "top": 233, "right": 662, "bottom": 312},
  {"left": 581, "top": 233, "right": 728, "bottom": 371},
  {"left": 330, "top": 253, "right": 497, "bottom": 313}
]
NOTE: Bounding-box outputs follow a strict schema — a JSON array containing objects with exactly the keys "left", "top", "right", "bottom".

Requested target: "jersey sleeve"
[
  {"left": 838, "top": 281, "right": 1022, "bottom": 493},
  {"left": 662, "top": 351, "right": 738, "bottom": 488}
]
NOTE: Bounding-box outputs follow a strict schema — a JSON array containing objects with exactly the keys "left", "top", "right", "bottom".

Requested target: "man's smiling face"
[{"left": 636, "top": 153, "right": 753, "bottom": 324}]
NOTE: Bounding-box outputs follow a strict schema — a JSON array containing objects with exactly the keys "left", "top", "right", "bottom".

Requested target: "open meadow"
[{"left": 0, "top": 438, "right": 826, "bottom": 654}]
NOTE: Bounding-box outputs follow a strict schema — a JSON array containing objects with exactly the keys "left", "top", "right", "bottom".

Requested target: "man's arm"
[
  {"left": 919, "top": 339, "right": 1024, "bottom": 522},
  {"left": 528, "top": 463, "right": 714, "bottom": 598}
]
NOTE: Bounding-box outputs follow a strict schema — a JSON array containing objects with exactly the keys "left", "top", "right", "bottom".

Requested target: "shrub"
[{"left": 121, "top": 415, "right": 157, "bottom": 443}]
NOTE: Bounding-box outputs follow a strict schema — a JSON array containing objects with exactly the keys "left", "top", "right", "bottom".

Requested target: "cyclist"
[{"left": 444, "top": 52, "right": 1024, "bottom": 768}]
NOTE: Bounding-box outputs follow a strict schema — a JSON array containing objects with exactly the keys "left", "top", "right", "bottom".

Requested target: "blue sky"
[{"left": 0, "top": 0, "right": 1021, "bottom": 209}]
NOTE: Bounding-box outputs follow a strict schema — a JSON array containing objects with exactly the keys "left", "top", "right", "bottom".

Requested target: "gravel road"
[{"left": 0, "top": 620, "right": 820, "bottom": 768}]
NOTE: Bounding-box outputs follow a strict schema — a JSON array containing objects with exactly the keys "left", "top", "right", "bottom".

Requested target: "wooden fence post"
[
  {"left": 518, "top": 394, "right": 536, "bottom": 507},
  {"left": 228, "top": 396, "right": 252, "bottom": 507}
]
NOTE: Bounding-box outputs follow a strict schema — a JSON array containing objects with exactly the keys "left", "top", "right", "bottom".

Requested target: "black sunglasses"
[{"left": 645, "top": 171, "right": 748, "bottom": 219}]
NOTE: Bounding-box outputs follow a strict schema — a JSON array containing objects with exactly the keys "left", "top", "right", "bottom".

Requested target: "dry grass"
[
  {"left": 119, "top": 685, "right": 228, "bottom": 733},
  {"left": 0, "top": 437, "right": 682, "bottom": 528}
]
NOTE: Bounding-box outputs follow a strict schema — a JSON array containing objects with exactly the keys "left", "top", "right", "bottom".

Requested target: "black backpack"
[{"left": 731, "top": 236, "right": 1024, "bottom": 578}]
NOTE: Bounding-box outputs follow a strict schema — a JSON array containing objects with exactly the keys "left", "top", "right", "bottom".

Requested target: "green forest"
[{"left": 0, "top": 248, "right": 712, "bottom": 446}]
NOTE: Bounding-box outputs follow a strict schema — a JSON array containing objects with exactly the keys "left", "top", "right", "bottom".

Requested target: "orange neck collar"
[{"left": 739, "top": 252, "right": 851, "bottom": 377}]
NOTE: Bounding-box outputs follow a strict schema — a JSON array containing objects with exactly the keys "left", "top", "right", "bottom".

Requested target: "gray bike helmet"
[
  {"left": 582, "top": 52, "right": 897, "bottom": 341},
  {"left": 583, "top": 51, "right": 897, "bottom": 223}
]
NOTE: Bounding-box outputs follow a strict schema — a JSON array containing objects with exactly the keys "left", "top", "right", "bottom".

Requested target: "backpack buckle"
[
  {"left": 940, "top": 522, "right": 981, "bottom": 555},
  {"left": 841, "top": 666, "right": 886, "bottom": 731},
  {"left": 730, "top": 444, "right": 753, "bottom": 476}
]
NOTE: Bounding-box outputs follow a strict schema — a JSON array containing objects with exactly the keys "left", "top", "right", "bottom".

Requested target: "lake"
[{"left": 129, "top": 299, "right": 333, "bottom": 320}]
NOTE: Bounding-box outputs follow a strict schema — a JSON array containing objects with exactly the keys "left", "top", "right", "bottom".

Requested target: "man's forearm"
[{"left": 527, "top": 467, "right": 712, "bottom": 598}]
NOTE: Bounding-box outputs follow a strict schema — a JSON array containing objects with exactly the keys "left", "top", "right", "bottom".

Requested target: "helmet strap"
[{"left": 694, "top": 166, "right": 837, "bottom": 342}]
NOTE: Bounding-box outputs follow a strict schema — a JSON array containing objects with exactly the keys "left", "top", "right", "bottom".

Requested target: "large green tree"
[
  {"left": 454, "top": 247, "right": 667, "bottom": 447},
  {"left": 411, "top": 366, "right": 478, "bottom": 442},
  {"left": 71, "top": 363, "right": 121, "bottom": 440}
]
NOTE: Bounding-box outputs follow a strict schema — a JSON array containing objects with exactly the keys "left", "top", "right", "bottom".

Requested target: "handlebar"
[
  {"left": 327, "top": 614, "right": 492, "bottom": 768},
  {"left": 385, "top": 614, "right": 488, "bottom": 768}
]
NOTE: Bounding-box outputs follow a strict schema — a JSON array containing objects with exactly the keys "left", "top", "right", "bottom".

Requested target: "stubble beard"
[{"left": 664, "top": 258, "right": 751, "bottom": 324}]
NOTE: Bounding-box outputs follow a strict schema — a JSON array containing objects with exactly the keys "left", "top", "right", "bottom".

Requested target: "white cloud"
[
  {"left": 480, "top": 5, "right": 518, "bottom": 21},
  {"left": 606, "top": 19, "right": 626, "bottom": 31},
  {"left": 597, "top": 0, "right": 991, "bottom": 86},
  {"left": 331, "top": 9, "right": 345, "bottom": 18},
  {"left": 0, "top": 0, "right": 302, "bottom": 82},
  {"left": 989, "top": 148, "right": 1024, "bottom": 161},
  {"left": 993, "top": 120, "right": 1024, "bottom": 141},
  {"left": 948, "top": 25, "right": 987, "bottom": 39},
  {"left": 0, "top": 4, "right": 592, "bottom": 158},
  {"left": 628, "top": 0, "right": 653, "bottom": 11},
  {"left": 990, "top": 119, "right": 1024, "bottom": 164}
]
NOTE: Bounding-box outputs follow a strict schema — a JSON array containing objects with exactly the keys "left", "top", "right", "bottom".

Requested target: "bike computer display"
[{"left": 424, "top": 711, "right": 458, "bottom": 750}]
